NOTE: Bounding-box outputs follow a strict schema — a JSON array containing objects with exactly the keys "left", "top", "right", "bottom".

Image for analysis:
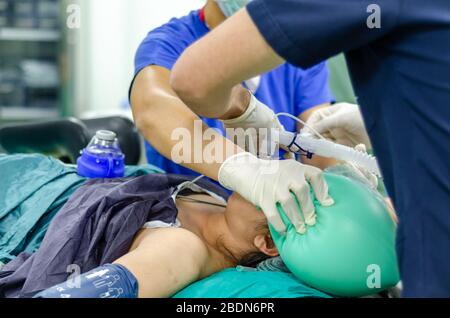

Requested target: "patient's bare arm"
[{"left": 113, "top": 227, "right": 210, "bottom": 298}]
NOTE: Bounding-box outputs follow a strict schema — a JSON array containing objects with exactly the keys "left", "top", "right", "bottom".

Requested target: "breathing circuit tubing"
[{"left": 274, "top": 112, "right": 382, "bottom": 177}]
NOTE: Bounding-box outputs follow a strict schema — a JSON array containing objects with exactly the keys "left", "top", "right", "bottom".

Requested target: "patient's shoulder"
[
  {"left": 163, "top": 227, "right": 209, "bottom": 257},
  {"left": 134, "top": 227, "right": 209, "bottom": 268},
  {"left": 117, "top": 227, "right": 211, "bottom": 297},
  {"left": 136, "top": 226, "right": 205, "bottom": 245}
]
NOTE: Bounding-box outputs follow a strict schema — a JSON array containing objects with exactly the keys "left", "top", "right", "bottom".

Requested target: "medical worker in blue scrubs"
[
  {"left": 131, "top": 0, "right": 335, "bottom": 175},
  {"left": 170, "top": 0, "right": 450, "bottom": 297},
  {"left": 130, "top": 0, "right": 338, "bottom": 235}
]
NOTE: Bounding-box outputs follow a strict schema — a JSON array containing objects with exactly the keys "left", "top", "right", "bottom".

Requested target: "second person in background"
[
  {"left": 129, "top": 0, "right": 335, "bottom": 176},
  {"left": 130, "top": 0, "right": 337, "bottom": 234}
]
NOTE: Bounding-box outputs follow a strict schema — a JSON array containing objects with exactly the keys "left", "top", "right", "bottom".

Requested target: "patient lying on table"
[
  {"left": 0, "top": 162, "right": 396, "bottom": 298},
  {"left": 110, "top": 181, "right": 278, "bottom": 298},
  {"left": 115, "top": 192, "right": 276, "bottom": 298},
  {"left": 0, "top": 174, "right": 278, "bottom": 298}
]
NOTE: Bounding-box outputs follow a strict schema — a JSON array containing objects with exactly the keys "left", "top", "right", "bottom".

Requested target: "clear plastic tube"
[
  {"left": 297, "top": 133, "right": 381, "bottom": 176},
  {"left": 274, "top": 113, "right": 381, "bottom": 177},
  {"left": 274, "top": 130, "right": 381, "bottom": 176}
]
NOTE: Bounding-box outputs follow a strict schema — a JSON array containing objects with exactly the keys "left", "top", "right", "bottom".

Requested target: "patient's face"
[
  {"left": 226, "top": 193, "right": 268, "bottom": 238},
  {"left": 225, "top": 193, "right": 278, "bottom": 260}
]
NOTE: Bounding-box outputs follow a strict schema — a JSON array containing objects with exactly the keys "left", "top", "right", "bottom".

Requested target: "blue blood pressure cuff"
[{"left": 34, "top": 264, "right": 139, "bottom": 298}]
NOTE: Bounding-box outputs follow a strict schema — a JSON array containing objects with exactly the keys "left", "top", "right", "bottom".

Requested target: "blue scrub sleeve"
[
  {"left": 129, "top": 33, "right": 182, "bottom": 100},
  {"left": 247, "top": 0, "right": 401, "bottom": 68},
  {"left": 295, "top": 62, "right": 334, "bottom": 115},
  {"left": 134, "top": 36, "right": 178, "bottom": 74}
]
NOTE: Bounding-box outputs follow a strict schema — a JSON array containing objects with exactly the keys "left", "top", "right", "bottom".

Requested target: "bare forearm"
[
  {"left": 136, "top": 102, "right": 238, "bottom": 180},
  {"left": 171, "top": 9, "right": 283, "bottom": 118},
  {"left": 131, "top": 67, "right": 242, "bottom": 180},
  {"left": 219, "top": 86, "right": 252, "bottom": 120}
]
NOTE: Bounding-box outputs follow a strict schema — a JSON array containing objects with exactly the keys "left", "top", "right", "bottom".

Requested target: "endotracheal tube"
[{"left": 274, "top": 113, "right": 382, "bottom": 177}]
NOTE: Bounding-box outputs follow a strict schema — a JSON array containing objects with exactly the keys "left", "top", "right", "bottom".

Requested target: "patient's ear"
[{"left": 254, "top": 234, "right": 279, "bottom": 257}]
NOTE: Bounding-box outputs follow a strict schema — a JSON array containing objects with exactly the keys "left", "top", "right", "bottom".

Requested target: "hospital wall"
[
  {"left": 0, "top": 0, "right": 355, "bottom": 123},
  {"left": 73, "top": 0, "right": 205, "bottom": 119}
]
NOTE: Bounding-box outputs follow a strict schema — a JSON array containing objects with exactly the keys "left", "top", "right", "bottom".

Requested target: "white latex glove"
[
  {"left": 304, "top": 103, "right": 372, "bottom": 148},
  {"left": 219, "top": 152, "right": 334, "bottom": 234},
  {"left": 222, "top": 93, "right": 293, "bottom": 158}
]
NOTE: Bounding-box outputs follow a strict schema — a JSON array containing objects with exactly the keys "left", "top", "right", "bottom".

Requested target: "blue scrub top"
[
  {"left": 247, "top": 0, "right": 450, "bottom": 297},
  {"left": 132, "top": 10, "right": 334, "bottom": 176}
]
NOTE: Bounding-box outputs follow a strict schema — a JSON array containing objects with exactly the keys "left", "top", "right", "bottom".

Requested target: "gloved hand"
[
  {"left": 219, "top": 152, "right": 334, "bottom": 234},
  {"left": 222, "top": 93, "right": 287, "bottom": 158},
  {"left": 304, "top": 103, "right": 372, "bottom": 149}
]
